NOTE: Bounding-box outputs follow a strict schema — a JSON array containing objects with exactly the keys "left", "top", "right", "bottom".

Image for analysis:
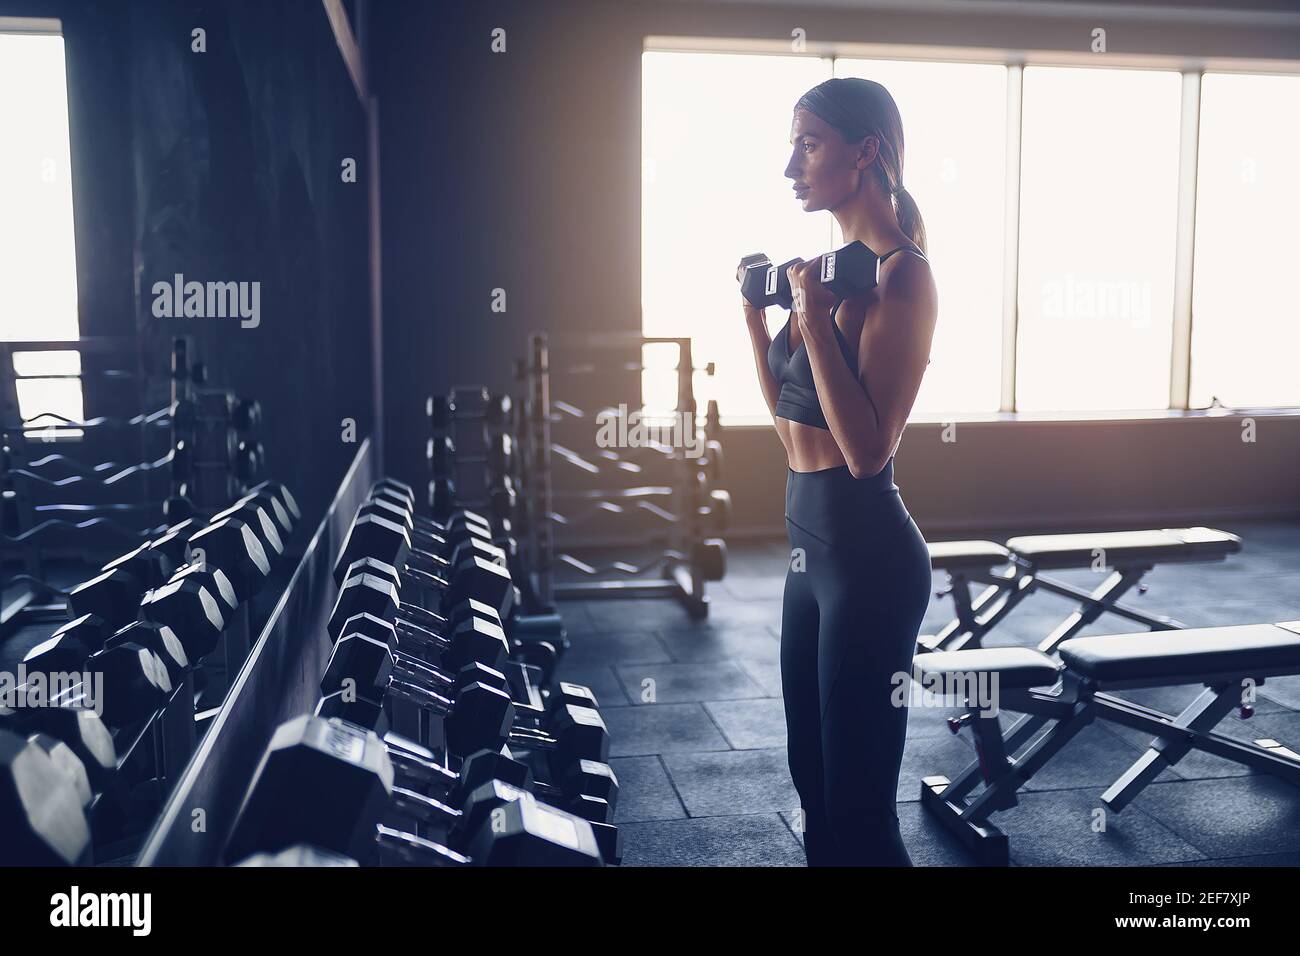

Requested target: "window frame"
[{"left": 641, "top": 38, "right": 1300, "bottom": 425}]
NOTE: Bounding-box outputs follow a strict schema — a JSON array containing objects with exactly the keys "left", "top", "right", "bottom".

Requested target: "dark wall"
[
  {"left": 373, "top": 0, "right": 1300, "bottom": 536},
  {"left": 128, "top": 0, "right": 373, "bottom": 521},
  {"left": 4, "top": 0, "right": 372, "bottom": 523}
]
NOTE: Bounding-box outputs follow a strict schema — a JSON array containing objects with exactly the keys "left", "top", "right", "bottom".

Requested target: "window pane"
[
  {"left": 0, "top": 31, "right": 83, "bottom": 423},
  {"left": 1016, "top": 66, "right": 1182, "bottom": 412},
  {"left": 1190, "top": 72, "right": 1300, "bottom": 409},
  {"left": 836, "top": 58, "right": 1007, "bottom": 415},
  {"left": 642, "top": 51, "right": 832, "bottom": 423}
]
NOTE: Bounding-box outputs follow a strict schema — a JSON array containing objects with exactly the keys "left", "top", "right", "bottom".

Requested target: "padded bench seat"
[
  {"left": 1004, "top": 527, "right": 1240, "bottom": 570},
  {"left": 1057, "top": 622, "right": 1300, "bottom": 682},
  {"left": 927, "top": 540, "right": 1011, "bottom": 572},
  {"left": 915, "top": 647, "right": 1061, "bottom": 689}
]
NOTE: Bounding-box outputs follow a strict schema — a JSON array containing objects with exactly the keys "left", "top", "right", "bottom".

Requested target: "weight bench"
[
  {"left": 921, "top": 528, "right": 1241, "bottom": 654},
  {"left": 916, "top": 621, "right": 1300, "bottom": 865}
]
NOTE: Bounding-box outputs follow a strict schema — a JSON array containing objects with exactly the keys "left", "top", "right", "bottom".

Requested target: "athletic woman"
[{"left": 742, "top": 78, "right": 938, "bottom": 866}]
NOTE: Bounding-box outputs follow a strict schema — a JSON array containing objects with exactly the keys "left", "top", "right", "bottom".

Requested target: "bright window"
[
  {"left": 835, "top": 58, "right": 1007, "bottom": 415},
  {"left": 0, "top": 29, "right": 83, "bottom": 427},
  {"left": 1015, "top": 66, "right": 1182, "bottom": 413},
  {"left": 642, "top": 49, "right": 1300, "bottom": 421},
  {"left": 1189, "top": 72, "right": 1300, "bottom": 409},
  {"left": 641, "top": 51, "right": 833, "bottom": 422}
]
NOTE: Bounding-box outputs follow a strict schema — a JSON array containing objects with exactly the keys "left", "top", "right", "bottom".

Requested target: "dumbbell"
[
  {"left": 208, "top": 496, "right": 286, "bottom": 563},
  {"left": 366, "top": 489, "right": 523, "bottom": 609},
  {"left": 50, "top": 585, "right": 189, "bottom": 692},
  {"left": 235, "top": 844, "right": 358, "bottom": 867},
  {"left": 0, "top": 695, "right": 119, "bottom": 821},
  {"left": 379, "top": 730, "right": 618, "bottom": 815},
  {"left": 0, "top": 729, "right": 92, "bottom": 864},
  {"left": 334, "top": 513, "right": 513, "bottom": 619},
  {"left": 327, "top": 572, "right": 510, "bottom": 670},
  {"left": 358, "top": 494, "right": 497, "bottom": 564},
  {"left": 366, "top": 723, "right": 621, "bottom": 862},
  {"left": 321, "top": 626, "right": 511, "bottom": 703},
  {"left": 373, "top": 479, "right": 492, "bottom": 540},
  {"left": 247, "top": 480, "right": 301, "bottom": 527},
  {"left": 139, "top": 572, "right": 230, "bottom": 663},
  {"left": 321, "top": 619, "right": 600, "bottom": 730},
  {"left": 298, "top": 714, "right": 618, "bottom": 858},
  {"left": 63, "top": 567, "right": 141, "bottom": 632},
  {"left": 334, "top": 551, "right": 512, "bottom": 641},
  {"left": 739, "top": 242, "right": 878, "bottom": 306},
  {"left": 185, "top": 517, "right": 272, "bottom": 603},
  {"left": 224, "top": 715, "right": 602, "bottom": 866},
  {"left": 736, "top": 252, "right": 799, "bottom": 309},
  {"left": 343, "top": 503, "right": 505, "bottom": 590},
  {"left": 816, "top": 239, "right": 880, "bottom": 298},
  {"left": 233, "top": 487, "right": 295, "bottom": 539},
  {"left": 316, "top": 670, "right": 609, "bottom": 770}
]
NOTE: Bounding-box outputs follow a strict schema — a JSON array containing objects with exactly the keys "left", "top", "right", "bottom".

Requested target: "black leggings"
[{"left": 781, "top": 461, "right": 931, "bottom": 866}]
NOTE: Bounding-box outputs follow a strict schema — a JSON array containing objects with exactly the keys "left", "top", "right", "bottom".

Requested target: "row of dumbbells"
[
  {"left": 424, "top": 409, "right": 572, "bottom": 677},
  {"left": 0, "top": 480, "right": 301, "bottom": 864},
  {"left": 225, "top": 478, "right": 621, "bottom": 866}
]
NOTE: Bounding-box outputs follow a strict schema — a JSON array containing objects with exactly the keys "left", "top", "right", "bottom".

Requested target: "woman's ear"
[{"left": 856, "top": 134, "right": 881, "bottom": 170}]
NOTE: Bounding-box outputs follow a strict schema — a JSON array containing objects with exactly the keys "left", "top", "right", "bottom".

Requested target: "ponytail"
[{"left": 892, "top": 186, "right": 927, "bottom": 256}]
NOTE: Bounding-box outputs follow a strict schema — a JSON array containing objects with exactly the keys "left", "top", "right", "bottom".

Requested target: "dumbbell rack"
[
  {"left": 513, "top": 332, "right": 729, "bottom": 619},
  {"left": 137, "top": 440, "right": 375, "bottom": 865},
  {"left": 1, "top": 336, "right": 265, "bottom": 620}
]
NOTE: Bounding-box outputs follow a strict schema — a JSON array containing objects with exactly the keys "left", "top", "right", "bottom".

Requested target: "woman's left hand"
[{"left": 787, "top": 258, "right": 839, "bottom": 341}]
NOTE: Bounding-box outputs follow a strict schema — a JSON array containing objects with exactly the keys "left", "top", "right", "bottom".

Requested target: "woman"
[{"left": 743, "top": 77, "right": 938, "bottom": 866}]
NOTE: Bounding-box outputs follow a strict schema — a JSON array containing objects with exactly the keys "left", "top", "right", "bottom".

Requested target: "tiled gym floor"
[{"left": 551, "top": 520, "right": 1300, "bottom": 867}]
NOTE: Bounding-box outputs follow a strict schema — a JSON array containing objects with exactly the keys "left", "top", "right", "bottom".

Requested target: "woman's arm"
[
  {"left": 743, "top": 302, "right": 784, "bottom": 421},
  {"left": 794, "top": 257, "right": 937, "bottom": 478}
]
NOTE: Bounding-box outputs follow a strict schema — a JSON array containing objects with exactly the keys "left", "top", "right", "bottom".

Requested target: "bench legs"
[
  {"left": 924, "top": 679, "right": 1300, "bottom": 863},
  {"left": 1101, "top": 683, "right": 1239, "bottom": 811},
  {"left": 922, "top": 562, "right": 1186, "bottom": 654},
  {"left": 920, "top": 697, "right": 1094, "bottom": 866}
]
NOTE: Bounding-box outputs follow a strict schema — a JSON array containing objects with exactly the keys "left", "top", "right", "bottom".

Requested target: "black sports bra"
[{"left": 766, "top": 246, "right": 927, "bottom": 431}]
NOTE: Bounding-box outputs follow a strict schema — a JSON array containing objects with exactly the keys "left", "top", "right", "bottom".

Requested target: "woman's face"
[{"left": 784, "top": 108, "right": 876, "bottom": 213}]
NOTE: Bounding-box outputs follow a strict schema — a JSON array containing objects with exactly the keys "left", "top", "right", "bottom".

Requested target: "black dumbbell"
[
  {"left": 321, "top": 621, "right": 597, "bottom": 728},
  {"left": 18, "top": 627, "right": 172, "bottom": 730},
  {"left": 316, "top": 671, "right": 609, "bottom": 770},
  {"left": 185, "top": 518, "right": 271, "bottom": 603},
  {"left": 334, "top": 514, "right": 513, "bottom": 619},
  {"left": 327, "top": 574, "right": 509, "bottom": 669},
  {"left": 343, "top": 505, "right": 505, "bottom": 589},
  {"left": 321, "top": 627, "right": 511, "bottom": 702},
  {"left": 0, "top": 697, "right": 119, "bottom": 819},
  {"left": 234, "top": 487, "right": 295, "bottom": 539},
  {"left": 377, "top": 730, "right": 618, "bottom": 817},
  {"left": 64, "top": 568, "right": 140, "bottom": 632},
  {"left": 209, "top": 496, "right": 286, "bottom": 562},
  {"left": 737, "top": 253, "right": 801, "bottom": 309},
  {"left": 361, "top": 723, "right": 621, "bottom": 862},
  {"left": 224, "top": 715, "right": 602, "bottom": 866},
  {"left": 816, "top": 239, "right": 879, "bottom": 298},
  {"left": 139, "top": 574, "right": 229, "bottom": 663},
  {"left": 372, "top": 479, "right": 491, "bottom": 539},
  {"left": 247, "top": 480, "right": 301, "bottom": 526},
  {"left": 0, "top": 729, "right": 92, "bottom": 865},
  {"left": 357, "top": 496, "right": 498, "bottom": 565}
]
